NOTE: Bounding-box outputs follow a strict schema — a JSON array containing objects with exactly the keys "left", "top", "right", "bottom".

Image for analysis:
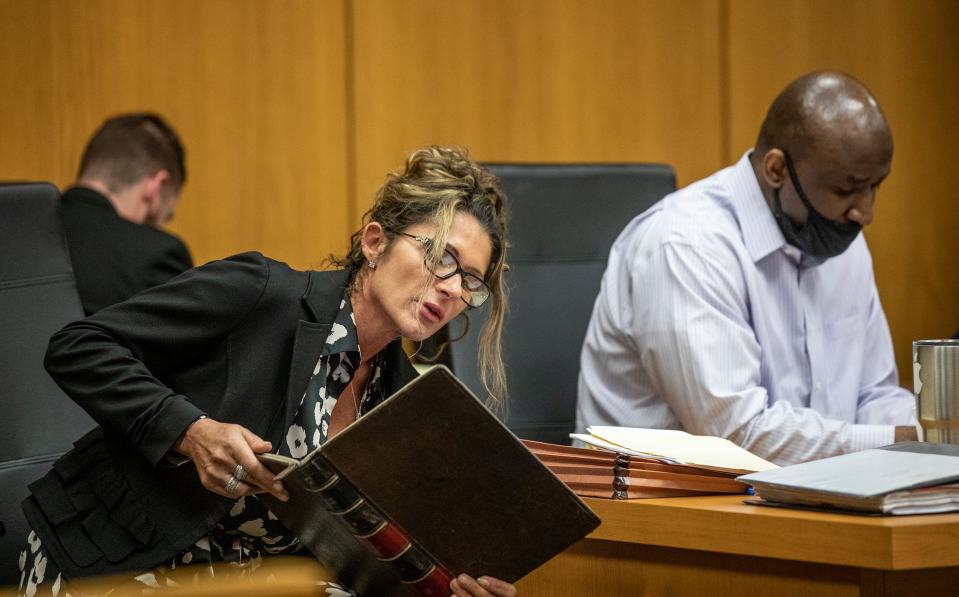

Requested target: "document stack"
[
  {"left": 524, "top": 439, "right": 751, "bottom": 499},
  {"left": 572, "top": 426, "right": 779, "bottom": 474},
  {"left": 524, "top": 426, "right": 779, "bottom": 500},
  {"left": 738, "top": 443, "right": 959, "bottom": 515}
]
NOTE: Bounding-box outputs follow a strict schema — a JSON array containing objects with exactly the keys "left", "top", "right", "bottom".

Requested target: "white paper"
[
  {"left": 569, "top": 433, "right": 682, "bottom": 464},
  {"left": 738, "top": 449, "right": 959, "bottom": 498},
  {"left": 586, "top": 426, "right": 778, "bottom": 473}
]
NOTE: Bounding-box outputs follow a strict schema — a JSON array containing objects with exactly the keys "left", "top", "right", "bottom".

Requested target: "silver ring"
[
  {"left": 225, "top": 475, "right": 240, "bottom": 494},
  {"left": 233, "top": 464, "right": 247, "bottom": 482}
]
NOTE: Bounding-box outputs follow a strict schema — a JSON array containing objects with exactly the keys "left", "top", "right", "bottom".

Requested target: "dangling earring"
[{"left": 368, "top": 260, "right": 376, "bottom": 269}]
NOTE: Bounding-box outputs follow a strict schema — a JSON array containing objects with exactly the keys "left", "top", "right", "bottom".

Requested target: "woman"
[{"left": 19, "top": 147, "right": 515, "bottom": 597}]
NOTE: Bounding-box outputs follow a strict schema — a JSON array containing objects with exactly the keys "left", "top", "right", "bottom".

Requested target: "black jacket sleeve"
[{"left": 45, "top": 251, "right": 270, "bottom": 466}]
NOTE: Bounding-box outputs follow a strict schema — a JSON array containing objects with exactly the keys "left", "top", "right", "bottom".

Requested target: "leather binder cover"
[
  {"left": 265, "top": 365, "right": 599, "bottom": 592},
  {"left": 264, "top": 481, "right": 405, "bottom": 596}
]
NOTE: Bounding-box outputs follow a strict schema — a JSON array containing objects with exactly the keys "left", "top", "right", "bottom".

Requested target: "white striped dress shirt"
[{"left": 576, "top": 152, "right": 917, "bottom": 465}]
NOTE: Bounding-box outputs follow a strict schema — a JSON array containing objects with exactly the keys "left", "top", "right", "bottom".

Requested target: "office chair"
[
  {"left": 0, "top": 183, "right": 95, "bottom": 585},
  {"left": 424, "top": 164, "right": 676, "bottom": 444}
]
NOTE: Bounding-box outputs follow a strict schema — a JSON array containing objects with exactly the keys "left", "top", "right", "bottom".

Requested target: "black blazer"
[
  {"left": 24, "top": 252, "right": 417, "bottom": 579},
  {"left": 60, "top": 186, "right": 193, "bottom": 315}
]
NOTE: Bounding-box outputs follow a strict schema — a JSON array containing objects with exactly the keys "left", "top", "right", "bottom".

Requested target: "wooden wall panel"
[
  {"left": 348, "top": 0, "right": 725, "bottom": 219},
  {"left": 0, "top": 0, "right": 349, "bottom": 270},
  {"left": 2, "top": 0, "right": 955, "bottom": 389},
  {"left": 727, "top": 0, "right": 959, "bottom": 386},
  {"left": 0, "top": 2, "right": 59, "bottom": 182}
]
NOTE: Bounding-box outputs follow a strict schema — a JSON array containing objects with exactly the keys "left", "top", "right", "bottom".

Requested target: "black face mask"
[{"left": 770, "top": 150, "right": 861, "bottom": 261}]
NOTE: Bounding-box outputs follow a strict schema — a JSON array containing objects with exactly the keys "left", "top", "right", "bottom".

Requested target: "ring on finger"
[
  {"left": 225, "top": 475, "right": 241, "bottom": 494},
  {"left": 233, "top": 464, "right": 247, "bottom": 482}
]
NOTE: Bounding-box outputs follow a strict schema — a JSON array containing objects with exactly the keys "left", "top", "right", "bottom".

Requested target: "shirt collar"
[
  {"left": 65, "top": 186, "right": 118, "bottom": 215},
  {"left": 726, "top": 150, "right": 793, "bottom": 264},
  {"left": 321, "top": 295, "right": 361, "bottom": 356}
]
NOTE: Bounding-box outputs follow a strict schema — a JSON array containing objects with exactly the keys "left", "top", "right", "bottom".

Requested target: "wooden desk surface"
[
  {"left": 582, "top": 495, "right": 959, "bottom": 570},
  {"left": 4, "top": 497, "right": 955, "bottom": 597}
]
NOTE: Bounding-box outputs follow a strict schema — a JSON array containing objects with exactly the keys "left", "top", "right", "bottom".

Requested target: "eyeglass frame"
[{"left": 391, "top": 231, "right": 492, "bottom": 309}]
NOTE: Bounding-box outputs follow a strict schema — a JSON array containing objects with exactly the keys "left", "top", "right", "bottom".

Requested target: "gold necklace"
[
  {"left": 349, "top": 380, "right": 362, "bottom": 422},
  {"left": 349, "top": 356, "right": 377, "bottom": 424},
  {"left": 349, "top": 361, "right": 369, "bottom": 422}
]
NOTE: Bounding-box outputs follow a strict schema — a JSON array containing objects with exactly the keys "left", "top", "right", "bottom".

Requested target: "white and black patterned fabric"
[{"left": 282, "top": 298, "right": 386, "bottom": 459}]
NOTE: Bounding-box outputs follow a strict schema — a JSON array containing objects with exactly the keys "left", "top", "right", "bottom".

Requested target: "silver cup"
[{"left": 914, "top": 339, "right": 959, "bottom": 444}]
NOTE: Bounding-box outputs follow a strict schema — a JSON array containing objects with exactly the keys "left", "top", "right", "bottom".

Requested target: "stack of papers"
[
  {"left": 880, "top": 483, "right": 959, "bottom": 515},
  {"left": 572, "top": 426, "right": 778, "bottom": 474},
  {"left": 525, "top": 439, "right": 750, "bottom": 500},
  {"left": 738, "top": 447, "right": 959, "bottom": 515}
]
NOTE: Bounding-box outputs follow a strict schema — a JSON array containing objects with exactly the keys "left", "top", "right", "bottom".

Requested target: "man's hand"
[
  {"left": 450, "top": 574, "right": 517, "bottom": 597},
  {"left": 173, "top": 417, "right": 289, "bottom": 501}
]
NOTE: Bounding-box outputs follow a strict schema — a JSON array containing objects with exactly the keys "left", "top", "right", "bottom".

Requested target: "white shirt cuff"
[{"left": 848, "top": 424, "right": 897, "bottom": 453}]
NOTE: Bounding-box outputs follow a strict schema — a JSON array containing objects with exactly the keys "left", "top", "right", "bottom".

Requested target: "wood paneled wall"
[
  {"left": 1, "top": 0, "right": 955, "bottom": 383},
  {"left": 349, "top": 0, "right": 723, "bottom": 214},
  {"left": 0, "top": 0, "right": 349, "bottom": 271}
]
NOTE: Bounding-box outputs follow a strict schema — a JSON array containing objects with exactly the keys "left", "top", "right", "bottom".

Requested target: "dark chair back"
[
  {"left": 0, "top": 183, "right": 95, "bottom": 584},
  {"left": 428, "top": 164, "right": 676, "bottom": 444}
]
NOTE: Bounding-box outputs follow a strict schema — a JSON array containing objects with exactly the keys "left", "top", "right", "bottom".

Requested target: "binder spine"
[
  {"left": 303, "top": 456, "right": 454, "bottom": 596},
  {"left": 612, "top": 454, "right": 630, "bottom": 499}
]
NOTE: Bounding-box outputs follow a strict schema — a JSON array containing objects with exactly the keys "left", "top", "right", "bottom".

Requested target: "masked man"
[{"left": 576, "top": 72, "right": 917, "bottom": 465}]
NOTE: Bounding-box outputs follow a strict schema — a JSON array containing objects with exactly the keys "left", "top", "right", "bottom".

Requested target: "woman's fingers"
[
  {"left": 475, "top": 577, "right": 516, "bottom": 596},
  {"left": 240, "top": 426, "right": 273, "bottom": 453},
  {"left": 450, "top": 574, "right": 516, "bottom": 597},
  {"left": 233, "top": 431, "right": 288, "bottom": 501},
  {"left": 180, "top": 418, "right": 288, "bottom": 500}
]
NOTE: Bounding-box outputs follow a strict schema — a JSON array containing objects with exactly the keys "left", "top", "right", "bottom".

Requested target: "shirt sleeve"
[
  {"left": 45, "top": 251, "right": 270, "bottom": 466},
  {"left": 635, "top": 241, "right": 897, "bottom": 465}
]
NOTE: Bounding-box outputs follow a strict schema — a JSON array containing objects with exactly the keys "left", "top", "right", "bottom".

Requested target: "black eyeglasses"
[{"left": 394, "top": 232, "right": 491, "bottom": 308}]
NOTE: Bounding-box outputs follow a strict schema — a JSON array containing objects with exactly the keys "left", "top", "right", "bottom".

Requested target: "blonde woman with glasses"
[{"left": 20, "top": 147, "right": 515, "bottom": 597}]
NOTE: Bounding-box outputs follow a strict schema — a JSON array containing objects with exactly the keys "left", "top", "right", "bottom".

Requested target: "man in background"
[
  {"left": 576, "top": 72, "right": 917, "bottom": 465},
  {"left": 61, "top": 112, "right": 193, "bottom": 315}
]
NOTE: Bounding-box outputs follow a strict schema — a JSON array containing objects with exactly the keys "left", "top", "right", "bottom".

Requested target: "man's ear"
[
  {"left": 761, "top": 149, "right": 787, "bottom": 190},
  {"left": 360, "top": 222, "right": 388, "bottom": 262},
  {"left": 142, "top": 169, "right": 171, "bottom": 211}
]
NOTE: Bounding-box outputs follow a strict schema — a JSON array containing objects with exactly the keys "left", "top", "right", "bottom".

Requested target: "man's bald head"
[{"left": 756, "top": 71, "right": 892, "bottom": 161}]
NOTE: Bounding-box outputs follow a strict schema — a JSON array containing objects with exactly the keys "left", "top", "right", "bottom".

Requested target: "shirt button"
[{"left": 815, "top": 383, "right": 822, "bottom": 391}]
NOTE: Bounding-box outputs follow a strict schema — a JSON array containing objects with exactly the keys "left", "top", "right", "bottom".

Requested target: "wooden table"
[
  {"left": 516, "top": 495, "right": 959, "bottom": 596},
  {"left": 0, "top": 556, "right": 337, "bottom": 597},
  {"left": 4, "top": 496, "right": 955, "bottom": 596}
]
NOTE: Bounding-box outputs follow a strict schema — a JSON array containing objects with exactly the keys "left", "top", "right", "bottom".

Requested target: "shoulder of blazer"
[
  {"left": 208, "top": 254, "right": 351, "bottom": 331},
  {"left": 301, "top": 268, "right": 352, "bottom": 323}
]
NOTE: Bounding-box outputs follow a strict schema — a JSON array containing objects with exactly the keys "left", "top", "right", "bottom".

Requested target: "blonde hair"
[{"left": 332, "top": 146, "right": 510, "bottom": 408}]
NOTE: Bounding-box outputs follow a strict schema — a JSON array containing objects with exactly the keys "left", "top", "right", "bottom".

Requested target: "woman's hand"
[
  {"left": 450, "top": 574, "right": 517, "bottom": 597},
  {"left": 173, "top": 417, "right": 289, "bottom": 501}
]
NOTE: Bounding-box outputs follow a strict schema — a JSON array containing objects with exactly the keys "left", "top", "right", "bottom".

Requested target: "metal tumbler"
[{"left": 914, "top": 339, "right": 959, "bottom": 444}]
